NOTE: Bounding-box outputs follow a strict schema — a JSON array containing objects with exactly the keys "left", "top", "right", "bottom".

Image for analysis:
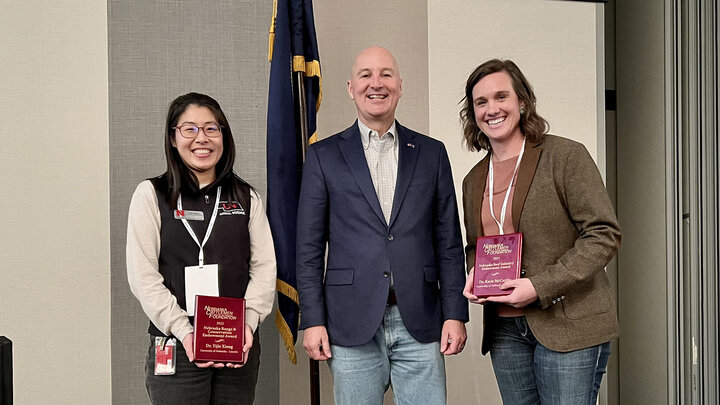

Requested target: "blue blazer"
[{"left": 296, "top": 121, "right": 469, "bottom": 347}]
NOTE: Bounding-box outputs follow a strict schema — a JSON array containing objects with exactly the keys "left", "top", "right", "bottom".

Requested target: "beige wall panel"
[
  {"left": 0, "top": 0, "right": 110, "bottom": 403},
  {"left": 280, "top": 0, "right": 429, "bottom": 404},
  {"left": 282, "top": 0, "right": 602, "bottom": 403},
  {"left": 428, "top": 1, "right": 601, "bottom": 403},
  {"left": 311, "top": 0, "right": 430, "bottom": 139}
]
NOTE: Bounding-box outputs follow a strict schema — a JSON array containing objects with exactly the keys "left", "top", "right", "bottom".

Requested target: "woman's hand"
[
  {"left": 182, "top": 324, "right": 253, "bottom": 369},
  {"left": 222, "top": 324, "right": 254, "bottom": 369},
  {"left": 483, "top": 278, "right": 538, "bottom": 308},
  {"left": 463, "top": 268, "right": 485, "bottom": 304},
  {"left": 182, "top": 333, "right": 224, "bottom": 369}
]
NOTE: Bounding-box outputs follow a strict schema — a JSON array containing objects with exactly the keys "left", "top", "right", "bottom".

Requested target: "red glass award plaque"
[
  {"left": 472, "top": 233, "right": 523, "bottom": 297},
  {"left": 193, "top": 295, "right": 246, "bottom": 363}
]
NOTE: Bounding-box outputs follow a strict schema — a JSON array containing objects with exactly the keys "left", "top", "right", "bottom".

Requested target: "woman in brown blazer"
[{"left": 460, "top": 59, "right": 621, "bottom": 405}]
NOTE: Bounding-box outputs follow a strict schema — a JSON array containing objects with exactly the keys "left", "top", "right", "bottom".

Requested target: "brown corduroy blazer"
[{"left": 462, "top": 135, "right": 621, "bottom": 354}]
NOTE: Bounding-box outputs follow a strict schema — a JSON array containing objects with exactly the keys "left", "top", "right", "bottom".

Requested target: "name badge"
[
  {"left": 184, "top": 264, "right": 220, "bottom": 316},
  {"left": 154, "top": 337, "right": 176, "bottom": 375},
  {"left": 174, "top": 210, "right": 204, "bottom": 221}
]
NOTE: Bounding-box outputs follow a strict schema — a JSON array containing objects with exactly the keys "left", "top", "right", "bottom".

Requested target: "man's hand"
[
  {"left": 303, "top": 325, "right": 332, "bottom": 361},
  {"left": 483, "top": 278, "right": 538, "bottom": 308},
  {"left": 440, "top": 319, "right": 467, "bottom": 355}
]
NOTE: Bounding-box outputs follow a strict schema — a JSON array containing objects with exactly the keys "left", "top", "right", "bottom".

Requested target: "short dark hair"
[
  {"left": 459, "top": 59, "right": 549, "bottom": 152},
  {"left": 162, "top": 92, "right": 248, "bottom": 207}
]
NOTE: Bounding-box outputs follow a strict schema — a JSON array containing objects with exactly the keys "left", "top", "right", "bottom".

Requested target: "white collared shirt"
[{"left": 358, "top": 120, "right": 399, "bottom": 219}]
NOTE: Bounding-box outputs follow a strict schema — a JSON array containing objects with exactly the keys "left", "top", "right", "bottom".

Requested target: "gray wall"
[
  {"left": 616, "top": 0, "right": 669, "bottom": 403},
  {"left": 108, "top": 1, "right": 277, "bottom": 403}
]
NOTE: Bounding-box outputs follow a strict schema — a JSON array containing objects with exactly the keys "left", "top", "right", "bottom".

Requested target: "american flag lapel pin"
[{"left": 407, "top": 142, "right": 415, "bottom": 148}]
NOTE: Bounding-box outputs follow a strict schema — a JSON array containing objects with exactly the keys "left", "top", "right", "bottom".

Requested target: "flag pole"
[{"left": 294, "top": 70, "right": 320, "bottom": 405}]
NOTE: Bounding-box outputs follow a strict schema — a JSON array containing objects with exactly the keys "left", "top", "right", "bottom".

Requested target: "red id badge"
[{"left": 154, "top": 337, "right": 176, "bottom": 375}]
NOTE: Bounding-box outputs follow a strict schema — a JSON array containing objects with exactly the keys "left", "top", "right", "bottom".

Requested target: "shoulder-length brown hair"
[{"left": 459, "top": 59, "right": 549, "bottom": 152}]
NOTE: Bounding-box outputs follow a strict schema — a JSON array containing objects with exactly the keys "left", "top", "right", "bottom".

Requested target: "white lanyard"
[
  {"left": 488, "top": 138, "right": 525, "bottom": 235},
  {"left": 177, "top": 186, "right": 221, "bottom": 267}
]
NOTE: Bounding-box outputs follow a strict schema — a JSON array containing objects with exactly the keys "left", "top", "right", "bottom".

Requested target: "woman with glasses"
[
  {"left": 126, "top": 92, "right": 276, "bottom": 404},
  {"left": 459, "top": 60, "right": 621, "bottom": 404}
]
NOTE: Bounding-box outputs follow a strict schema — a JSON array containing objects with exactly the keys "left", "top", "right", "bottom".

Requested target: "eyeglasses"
[{"left": 173, "top": 124, "right": 223, "bottom": 139}]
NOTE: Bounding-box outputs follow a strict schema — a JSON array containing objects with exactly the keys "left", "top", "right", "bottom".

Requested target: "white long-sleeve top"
[{"left": 126, "top": 180, "right": 276, "bottom": 342}]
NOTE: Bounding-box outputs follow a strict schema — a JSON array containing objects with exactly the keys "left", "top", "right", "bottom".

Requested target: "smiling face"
[
  {"left": 347, "top": 47, "right": 402, "bottom": 132},
  {"left": 471, "top": 71, "right": 524, "bottom": 148},
  {"left": 171, "top": 104, "right": 224, "bottom": 185}
]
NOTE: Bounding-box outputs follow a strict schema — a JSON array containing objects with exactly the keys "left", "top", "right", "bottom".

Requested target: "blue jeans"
[
  {"left": 327, "top": 305, "right": 446, "bottom": 405},
  {"left": 489, "top": 316, "right": 610, "bottom": 405},
  {"left": 144, "top": 332, "right": 260, "bottom": 405}
]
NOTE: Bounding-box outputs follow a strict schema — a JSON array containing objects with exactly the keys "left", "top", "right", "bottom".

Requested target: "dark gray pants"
[{"left": 144, "top": 332, "right": 260, "bottom": 405}]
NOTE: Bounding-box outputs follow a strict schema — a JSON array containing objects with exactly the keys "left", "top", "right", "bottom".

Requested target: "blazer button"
[
  {"left": 383, "top": 272, "right": 390, "bottom": 278},
  {"left": 552, "top": 299, "right": 557, "bottom": 305},
  {"left": 387, "top": 234, "right": 394, "bottom": 241},
  {"left": 520, "top": 269, "right": 526, "bottom": 276}
]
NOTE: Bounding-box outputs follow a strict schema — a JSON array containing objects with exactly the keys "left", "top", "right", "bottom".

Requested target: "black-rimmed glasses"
[{"left": 173, "top": 124, "right": 223, "bottom": 139}]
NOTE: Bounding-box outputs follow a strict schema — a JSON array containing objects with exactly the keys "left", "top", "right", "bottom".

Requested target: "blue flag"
[{"left": 267, "top": 0, "right": 321, "bottom": 364}]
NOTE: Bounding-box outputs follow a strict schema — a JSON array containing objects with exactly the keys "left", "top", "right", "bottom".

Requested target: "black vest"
[{"left": 149, "top": 177, "right": 251, "bottom": 337}]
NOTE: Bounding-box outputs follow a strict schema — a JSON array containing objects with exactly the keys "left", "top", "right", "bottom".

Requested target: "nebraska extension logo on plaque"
[
  {"left": 473, "top": 233, "right": 523, "bottom": 297},
  {"left": 193, "top": 295, "right": 246, "bottom": 364}
]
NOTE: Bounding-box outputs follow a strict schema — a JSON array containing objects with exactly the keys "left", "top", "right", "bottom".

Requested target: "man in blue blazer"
[{"left": 296, "top": 46, "right": 469, "bottom": 405}]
